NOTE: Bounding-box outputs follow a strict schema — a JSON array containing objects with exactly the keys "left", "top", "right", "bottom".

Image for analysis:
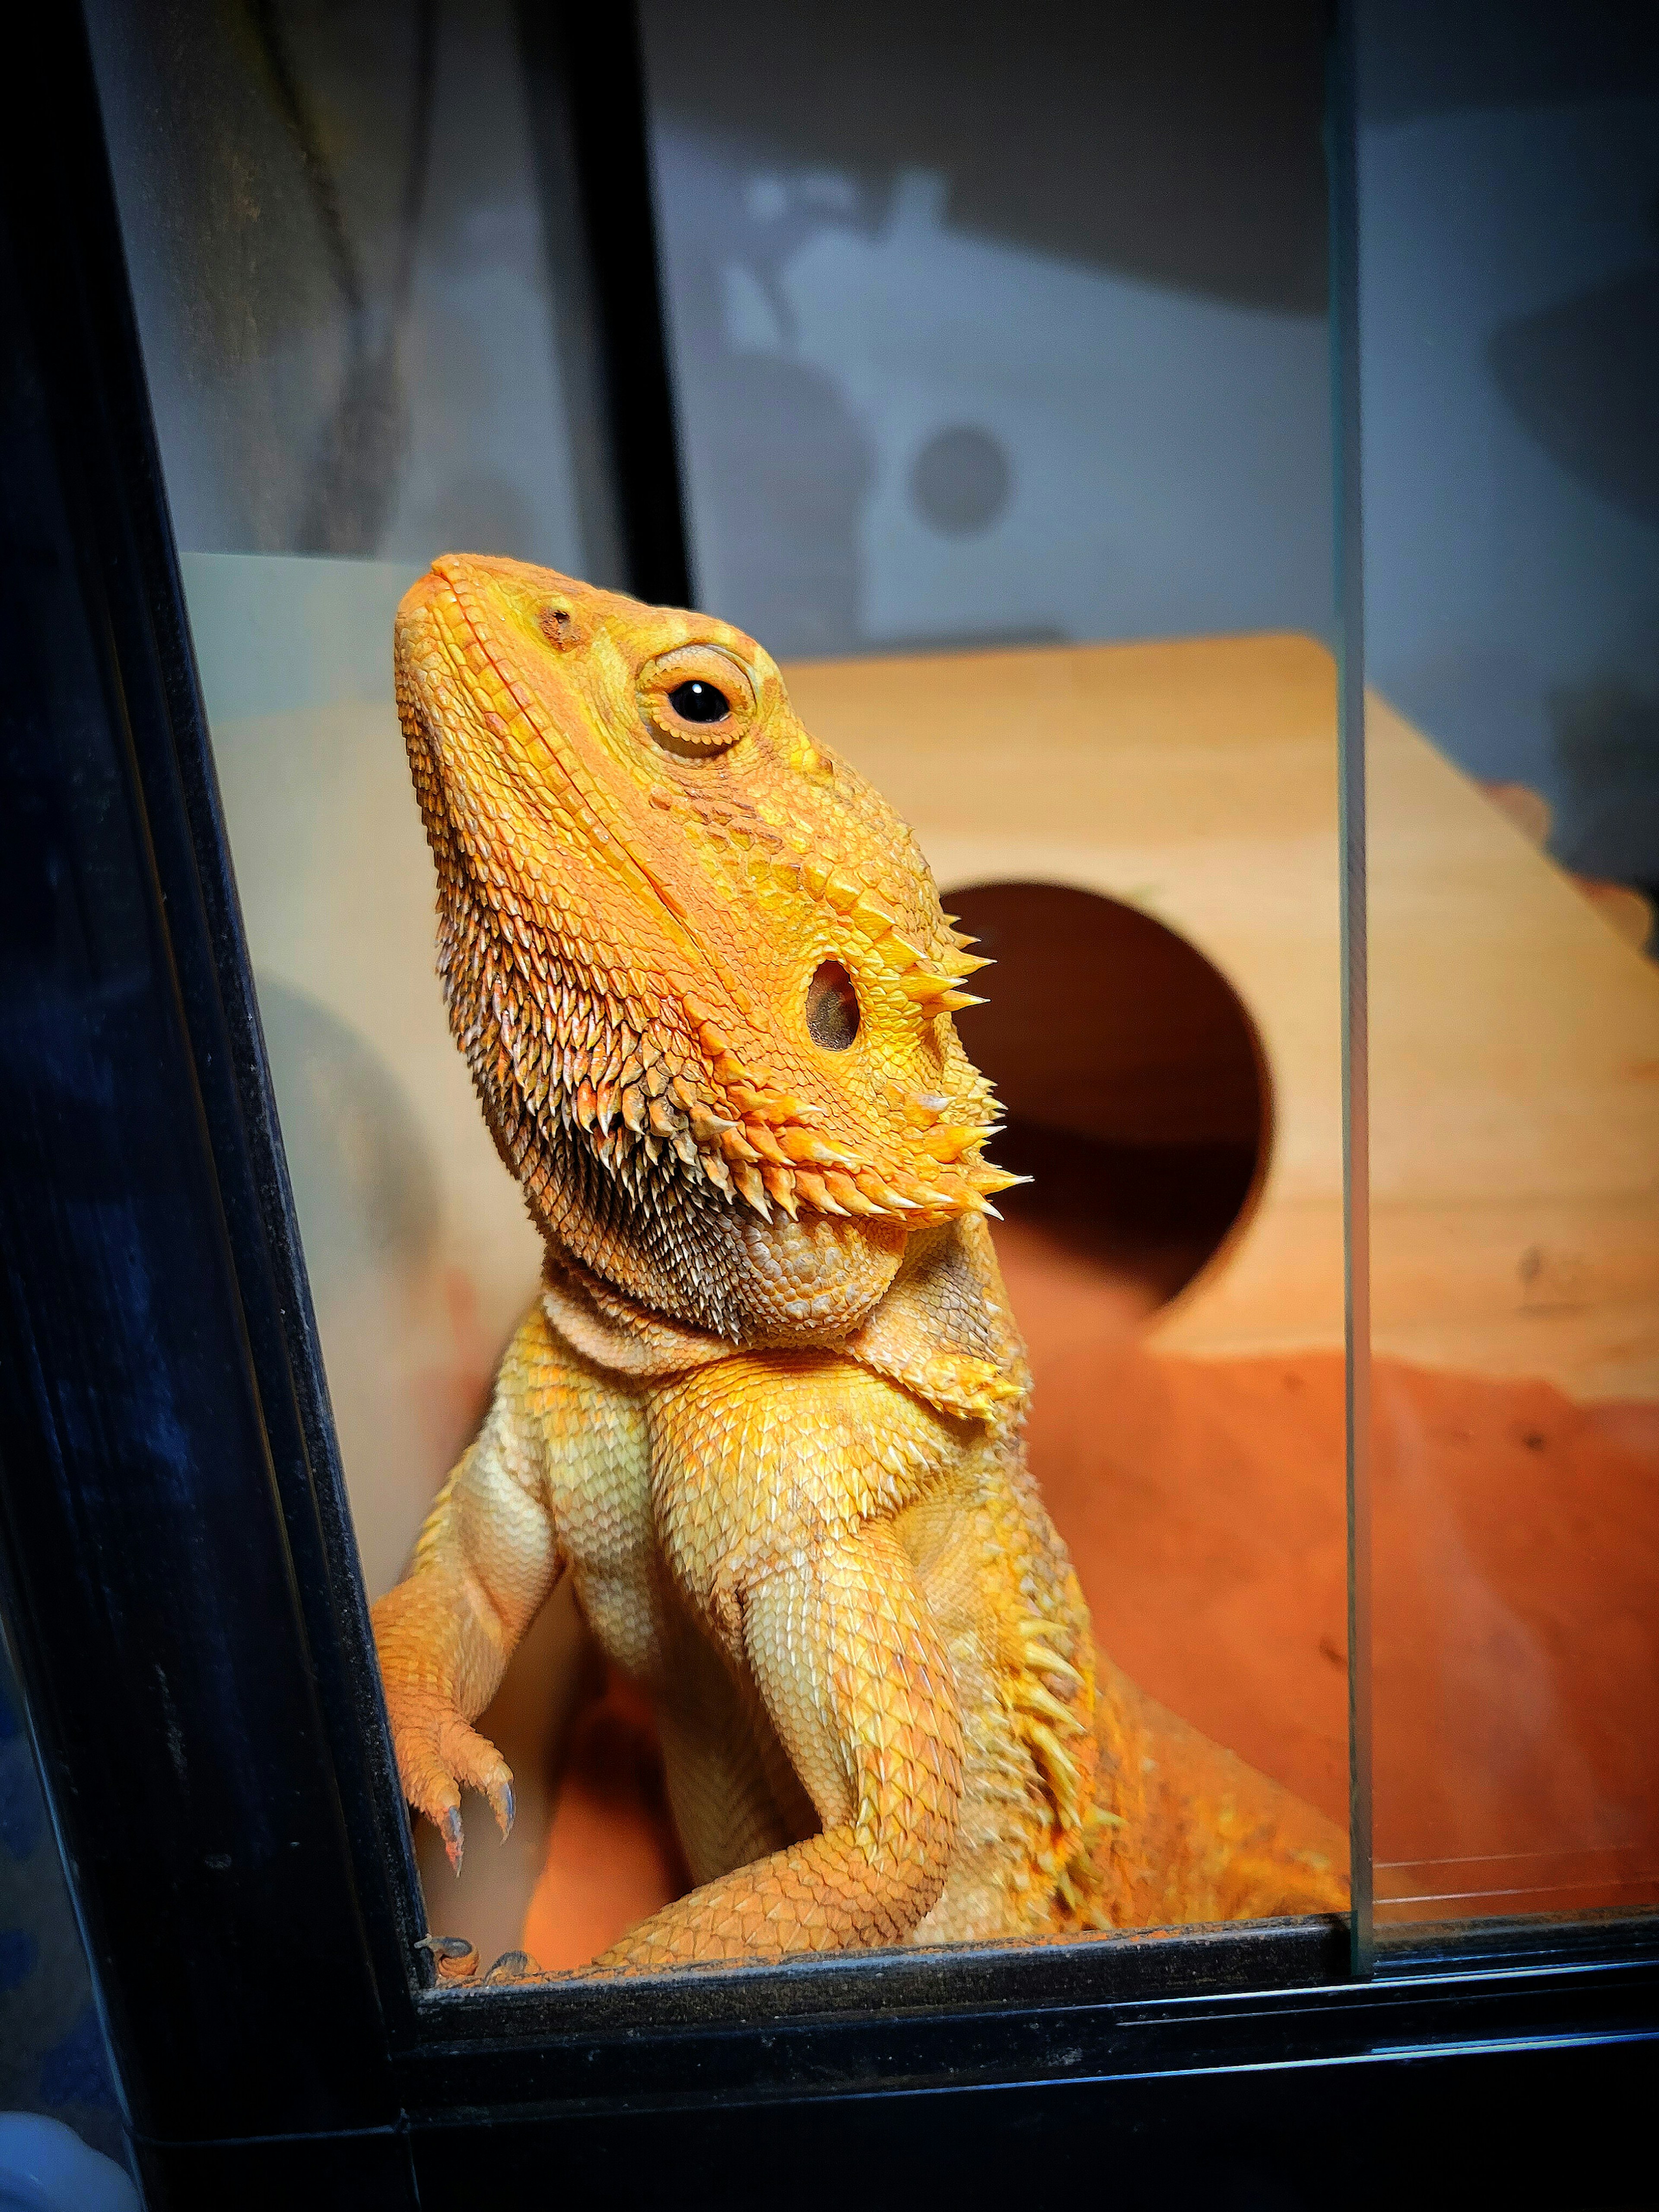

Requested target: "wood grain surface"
[{"left": 789, "top": 632, "right": 1659, "bottom": 1399}]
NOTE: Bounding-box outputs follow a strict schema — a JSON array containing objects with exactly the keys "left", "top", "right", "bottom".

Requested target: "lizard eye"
[
  {"left": 639, "top": 645, "right": 754, "bottom": 756},
  {"left": 806, "top": 960, "right": 860, "bottom": 1050},
  {"left": 667, "top": 679, "right": 729, "bottom": 724}
]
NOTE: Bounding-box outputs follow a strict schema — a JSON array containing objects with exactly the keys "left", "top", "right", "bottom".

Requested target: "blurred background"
[
  {"left": 1356, "top": 4, "right": 1659, "bottom": 895},
  {"left": 90, "top": 0, "right": 1334, "bottom": 645}
]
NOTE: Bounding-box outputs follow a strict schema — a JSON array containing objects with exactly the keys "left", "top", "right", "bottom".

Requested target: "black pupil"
[{"left": 668, "top": 679, "right": 730, "bottom": 724}]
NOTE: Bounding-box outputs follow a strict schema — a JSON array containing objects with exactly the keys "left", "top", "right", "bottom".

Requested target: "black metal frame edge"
[
  {"left": 398, "top": 2037, "right": 1657, "bottom": 2212},
  {"left": 0, "top": 0, "right": 417, "bottom": 2138},
  {"left": 135, "top": 2030, "right": 1659, "bottom": 2212},
  {"left": 0, "top": 2, "right": 1654, "bottom": 2202},
  {"left": 388, "top": 1932, "right": 1659, "bottom": 2115},
  {"left": 516, "top": 0, "right": 693, "bottom": 607},
  {"left": 56, "top": 57, "right": 436, "bottom": 2047}
]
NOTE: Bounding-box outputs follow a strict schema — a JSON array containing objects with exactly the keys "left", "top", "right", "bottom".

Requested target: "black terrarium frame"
[{"left": 0, "top": 6, "right": 1654, "bottom": 2207}]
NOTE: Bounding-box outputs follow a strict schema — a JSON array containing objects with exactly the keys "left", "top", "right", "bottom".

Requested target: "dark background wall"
[
  {"left": 1355, "top": 2, "right": 1659, "bottom": 889},
  {"left": 639, "top": 0, "right": 1335, "bottom": 660}
]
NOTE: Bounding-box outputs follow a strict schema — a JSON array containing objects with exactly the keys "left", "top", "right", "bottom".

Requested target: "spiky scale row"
[{"left": 487, "top": 957, "right": 1017, "bottom": 1228}]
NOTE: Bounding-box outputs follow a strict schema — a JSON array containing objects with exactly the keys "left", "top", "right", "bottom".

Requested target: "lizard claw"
[
  {"left": 488, "top": 1778, "right": 515, "bottom": 1841},
  {"left": 441, "top": 1806, "right": 464, "bottom": 1874}
]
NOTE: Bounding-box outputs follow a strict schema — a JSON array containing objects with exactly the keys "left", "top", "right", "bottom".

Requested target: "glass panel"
[
  {"left": 89, "top": 0, "right": 1352, "bottom": 1985},
  {"left": 86, "top": 0, "right": 609, "bottom": 1596},
  {"left": 88, "top": 0, "right": 615, "bottom": 572},
  {"left": 86, "top": 0, "right": 607, "bottom": 1963},
  {"left": 642, "top": 2, "right": 1333, "bottom": 661},
  {"left": 1354, "top": 1, "right": 1659, "bottom": 1937}
]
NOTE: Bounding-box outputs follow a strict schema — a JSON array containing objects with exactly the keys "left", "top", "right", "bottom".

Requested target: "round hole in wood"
[{"left": 947, "top": 881, "right": 1271, "bottom": 1311}]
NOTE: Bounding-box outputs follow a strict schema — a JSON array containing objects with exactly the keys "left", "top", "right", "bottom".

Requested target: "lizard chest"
[{"left": 645, "top": 1349, "right": 968, "bottom": 1652}]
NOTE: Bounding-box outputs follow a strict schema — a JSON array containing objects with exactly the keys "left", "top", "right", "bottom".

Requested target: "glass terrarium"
[
  {"left": 64, "top": 0, "right": 1659, "bottom": 1986},
  {"left": 3, "top": 18, "right": 1650, "bottom": 2168},
  {"left": 78, "top": 0, "right": 1359, "bottom": 1981}
]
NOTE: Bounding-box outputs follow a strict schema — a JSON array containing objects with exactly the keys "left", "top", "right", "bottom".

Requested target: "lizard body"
[{"left": 371, "top": 555, "right": 1346, "bottom": 1970}]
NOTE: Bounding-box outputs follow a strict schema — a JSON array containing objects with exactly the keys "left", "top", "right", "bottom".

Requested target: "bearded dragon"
[{"left": 371, "top": 554, "right": 1347, "bottom": 1973}]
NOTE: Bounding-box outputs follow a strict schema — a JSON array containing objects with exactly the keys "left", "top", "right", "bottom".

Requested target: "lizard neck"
[{"left": 524, "top": 1109, "right": 907, "bottom": 1346}]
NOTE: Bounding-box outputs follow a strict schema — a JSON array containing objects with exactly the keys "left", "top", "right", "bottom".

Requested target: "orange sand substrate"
[{"left": 521, "top": 1220, "right": 1659, "bottom": 1965}]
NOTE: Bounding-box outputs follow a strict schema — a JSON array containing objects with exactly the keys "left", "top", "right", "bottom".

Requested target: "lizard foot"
[
  {"left": 416, "top": 1934, "right": 479, "bottom": 1984},
  {"left": 480, "top": 1949, "right": 550, "bottom": 1985},
  {"left": 416, "top": 1938, "right": 553, "bottom": 1988},
  {"left": 384, "top": 1687, "right": 515, "bottom": 1871}
]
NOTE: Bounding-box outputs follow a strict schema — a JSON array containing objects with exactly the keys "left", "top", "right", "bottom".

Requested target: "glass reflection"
[{"left": 1356, "top": 0, "right": 1659, "bottom": 1930}]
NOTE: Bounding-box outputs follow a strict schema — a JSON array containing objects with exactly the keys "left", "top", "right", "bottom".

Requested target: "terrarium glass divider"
[
  {"left": 1331, "top": 0, "right": 1376, "bottom": 1980},
  {"left": 1351, "top": 0, "right": 1659, "bottom": 1954}
]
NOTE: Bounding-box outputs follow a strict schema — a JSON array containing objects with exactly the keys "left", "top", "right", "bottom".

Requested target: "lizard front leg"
[
  {"left": 371, "top": 1304, "right": 581, "bottom": 1868},
  {"left": 598, "top": 1516, "right": 964, "bottom": 1968}
]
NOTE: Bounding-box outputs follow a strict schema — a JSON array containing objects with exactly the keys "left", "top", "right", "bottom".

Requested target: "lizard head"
[{"left": 395, "top": 553, "right": 1020, "bottom": 1339}]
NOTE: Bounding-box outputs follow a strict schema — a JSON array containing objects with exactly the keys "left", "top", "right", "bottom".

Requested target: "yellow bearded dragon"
[{"left": 371, "top": 554, "right": 1347, "bottom": 1972}]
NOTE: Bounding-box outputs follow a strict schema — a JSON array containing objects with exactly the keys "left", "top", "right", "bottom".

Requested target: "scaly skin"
[{"left": 371, "top": 555, "right": 1347, "bottom": 1970}]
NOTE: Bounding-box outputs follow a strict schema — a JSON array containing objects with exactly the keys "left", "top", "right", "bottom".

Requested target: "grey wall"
[
  {"left": 640, "top": 0, "right": 1335, "bottom": 660},
  {"left": 1357, "top": 3, "right": 1659, "bottom": 885}
]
